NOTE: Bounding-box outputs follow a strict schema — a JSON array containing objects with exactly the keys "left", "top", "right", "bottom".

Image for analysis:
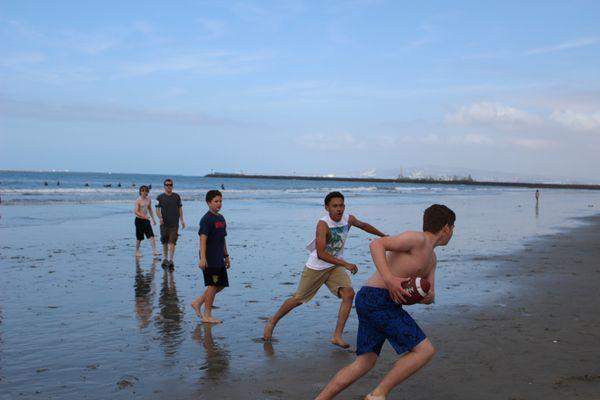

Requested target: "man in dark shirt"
[
  {"left": 191, "top": 190, "right": 230, "bottom": 324},
  {"left": 155, "top": 178, "right": 186, "bottom": 270}
]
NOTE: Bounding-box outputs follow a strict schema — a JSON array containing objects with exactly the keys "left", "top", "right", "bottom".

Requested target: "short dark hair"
[
  {"left": 423, "top": 204, "right": 456, "bottom": 233},
  {"left": 139, "top": 185, "right": 149, "bottom": 194},
  {"left": 324, "top": 191, "right": 344, "bottom": 206},
  {"left": 206, "top": 190, "right": 222, "bottom": 203},
  {"left": 163, "top": 178, "right": 173, "bottom": 185}
]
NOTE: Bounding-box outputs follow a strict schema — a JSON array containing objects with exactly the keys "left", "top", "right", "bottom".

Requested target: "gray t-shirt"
[{"left": 156, "top": 193, "right": 182, "bottom": 227}]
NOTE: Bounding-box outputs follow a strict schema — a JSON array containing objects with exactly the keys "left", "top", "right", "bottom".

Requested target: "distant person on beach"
[
  {"left": 263, "top": 191, "right": 387, "bottom": 348},
  {"left": 155, "top": 179, "right": 186, "bottom": 270},
  {"left": 315, "top": 204, "right": 455, "bottom": 400},
  {"left": 191, "top": 190, "right": 230, "bottom": 324},
  {"left": 535, "top": 189, "right": 540, "bottom": 203},
  {"left": 134, "top": 185, "right": 159, "bottom": 258}
]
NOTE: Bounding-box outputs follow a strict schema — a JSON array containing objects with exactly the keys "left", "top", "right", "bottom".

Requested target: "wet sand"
[
  {"left": 1, "top": 198, "right": 599, "bottom": 399},
  {"left": 210, "top": 215, "right": 600, "bottom": 399}
]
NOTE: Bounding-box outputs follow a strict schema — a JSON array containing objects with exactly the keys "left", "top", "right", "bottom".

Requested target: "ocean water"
[{"left": 1, "top": 171, "right": 600, "bottom": 398}]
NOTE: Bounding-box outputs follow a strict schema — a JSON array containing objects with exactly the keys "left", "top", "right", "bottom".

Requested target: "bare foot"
[
  {"left": 331, "top": 337, "right": 350, "bottom": 349},
  {"left": 201, "top": 316, "right": 223, "bottom": 324},
  {"left": 263, "top": 318, "right": 275, "bottom": 341},
  {"left": 365, "top": 394, "right": 385, "bottom": 400},
  {"left": 191, "top": 302, "right": 202, "bottom": 317}
]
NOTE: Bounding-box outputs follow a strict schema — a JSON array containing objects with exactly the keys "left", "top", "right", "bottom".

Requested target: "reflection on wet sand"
[
  {"left": 155, "top": 269, "right": 184, "bottom": 357},
  {"left": 192, "top": 324, "right": 230, "bottom": 381},
  {"left": 263, "top": 340, "right": 275, "bottom": 358},
  {"left": 0, "top": 306, "right": 3, "bottom": 382},
  {"left": 134, "top": 260, "right": 156, "bottom": 330}
]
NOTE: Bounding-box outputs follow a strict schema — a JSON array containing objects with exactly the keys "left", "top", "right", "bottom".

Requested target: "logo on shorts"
[{"left": 212, "top": 275, "right": 219, "bottom": 284}]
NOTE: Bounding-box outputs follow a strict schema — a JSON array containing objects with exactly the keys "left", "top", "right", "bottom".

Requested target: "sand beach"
[{"left": 1, "top": 173, "right": 599, "bottom": 399}]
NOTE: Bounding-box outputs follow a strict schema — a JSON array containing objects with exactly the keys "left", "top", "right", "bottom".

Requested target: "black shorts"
[
  {"left": 135, "top": 218, "right": 154, "bottom": 241},
  {"left": 203, "top": 267, "right": 229, "bottom": 287}
]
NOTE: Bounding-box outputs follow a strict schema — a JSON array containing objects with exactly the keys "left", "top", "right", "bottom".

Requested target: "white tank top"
[{"left": 305, "top": 214, "right": 350, "bottom": 270}]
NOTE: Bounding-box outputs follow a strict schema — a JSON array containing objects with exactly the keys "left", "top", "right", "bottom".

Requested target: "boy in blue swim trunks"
[{"left": 316, "top": 204, "right": 455, "bottom": 400}]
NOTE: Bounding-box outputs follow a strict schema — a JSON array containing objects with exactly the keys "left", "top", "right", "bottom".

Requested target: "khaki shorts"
[
  {"left": 292, "top": 266, "right": 352, "bottom": 303},
  {"left": 160, "top": 225, "right": 179, "bottom": 244}
]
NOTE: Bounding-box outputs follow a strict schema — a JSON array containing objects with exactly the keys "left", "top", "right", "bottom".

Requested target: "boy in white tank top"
[{"left": 263, "top": 191, "right": 387, "bottom": 348}]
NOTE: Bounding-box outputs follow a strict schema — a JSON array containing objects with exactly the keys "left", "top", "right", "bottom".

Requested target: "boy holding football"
[{"left": 315, "top": 204, "right": 456, "bottom": 400}]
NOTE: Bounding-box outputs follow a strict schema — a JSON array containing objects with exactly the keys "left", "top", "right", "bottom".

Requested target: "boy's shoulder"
[
  {"left": 200, "top": 211, "right": 219, "bottom": 222},
  {"left": 396, "top": 231, "right": 427, "bottom": 245}
]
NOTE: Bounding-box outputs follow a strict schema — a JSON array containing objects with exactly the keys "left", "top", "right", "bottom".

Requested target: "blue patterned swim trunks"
[{"left": 355, "top": 286, "right": 426, "bottom": 356}]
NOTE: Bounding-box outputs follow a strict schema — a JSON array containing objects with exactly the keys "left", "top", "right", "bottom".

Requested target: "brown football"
[{"left": 401, "top": 277, "right": 431, "bottom": 305}]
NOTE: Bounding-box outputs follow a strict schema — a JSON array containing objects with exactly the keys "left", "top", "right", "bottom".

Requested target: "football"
[{"left": 401, "top": 277, "right": 431, "bottom": 305}]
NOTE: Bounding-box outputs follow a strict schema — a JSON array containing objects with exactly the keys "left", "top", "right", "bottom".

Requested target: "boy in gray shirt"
[{"left": 155, "top": 178, "right": 186, "bottom": 270}]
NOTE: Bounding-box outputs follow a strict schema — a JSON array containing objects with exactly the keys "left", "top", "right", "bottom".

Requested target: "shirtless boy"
[
  {"left": 315, "top": 204, "right": 455, "bottom": 400},
  {"left": 263, "top": 191, "right": 387, "bottom": 348},
  {"left": 134, "top": 185, "right": 159, "bottom": 258}
]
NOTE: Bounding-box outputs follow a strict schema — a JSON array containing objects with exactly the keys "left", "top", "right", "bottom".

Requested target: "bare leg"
[
  {"left": 169, "top": 243, "right": 176, "bottom": 262},
  {"left": 191, "top": 292, "right": 205, "bottom": 317},
  {"left": 150, "top": 237, "right": 159, "bottom": 257},
  {"left": 368, "top": 339, "right": 435, "bottom": 399},
  {"left": 315, "top": 353, "right": 378, "bottom": 400},
  {"left": 332, "top": 287, "right": 354, "bottom": 348},
  {"left": 202, "top": 286, "right": 224, "bottom": 323},
  {"left": 263, "top": 297, "right": 302, "bottom": 341},
  {"left": 162, "top": 243, "right": 169, "bottom": 265},
  {"left": 135, "top": 240, "right": 142, "bottom": 257}
]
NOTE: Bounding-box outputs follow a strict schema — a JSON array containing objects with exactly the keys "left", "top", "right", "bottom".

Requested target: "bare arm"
[
  {"left": 224, "top": 238, "right": 230, "bottom": 268},
  {"left": 315, "top": 221, "right": 358, "bottom": 274},
  {"left": 421, "top": 253, "right": 437, "bottom": 304},
  {"left": 369, "top": 232, "right": 425, "bottom": 303},
  {"left": 198, "top": 234, "right": 208, "bottom": 269},
  {"left": 179, "top": 205, "right": 186, "bottom": 229},
  {"left": 148, "top": 202, "right": 156, "bottom": 224},
  {"left": 349, "top": 215, "right": 386, "bottom": 237},
  {"left": 155, "top": 201, "right": 163, "bottom": 225}
]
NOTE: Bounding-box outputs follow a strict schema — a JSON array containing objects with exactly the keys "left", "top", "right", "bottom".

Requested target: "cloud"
[
  {"left": 445, "top": 102, "right": 538, "bottom": 126},
  {"left": 60, "top": 32, "right": 117, "bottom": 55},
  {"left": 295, "top": 133, "right": 365, "bottom": 151},
  {"left": 0, "top": 96, "right": 245, "bottom": 126},
  {"left": 461, "top": 134, "right": 494, "bottom": 145},
  {"left": 0, "top": 52, "right": 46, "bottom": 68},
  {"left": 550, "top": 110, "right": 600, "bottom": 132},
  {"left": 120, "top": 50, "right": 272, "bottom": 76},
  {"left": 294, "top": 132, "right": 451, "bottom": 152},
  {"left": 525, "top": 37, "right": 600, "bottom": 55},
  {"left": 463, "top": 37, "right": 600, "bottom": 61},
  {"left": 2, "top": 18, "right": 156, "bottom": 56},
  {"left": 196, "top": 18, "right": 226, "bottom": 37},
  {"left": 509, "top": 138, "right": 559, "bottom": 149}
]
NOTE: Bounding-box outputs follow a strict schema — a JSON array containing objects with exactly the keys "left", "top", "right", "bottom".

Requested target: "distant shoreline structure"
[{"left": 206, "top": 172, "right": 600, "bottom": 191}]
